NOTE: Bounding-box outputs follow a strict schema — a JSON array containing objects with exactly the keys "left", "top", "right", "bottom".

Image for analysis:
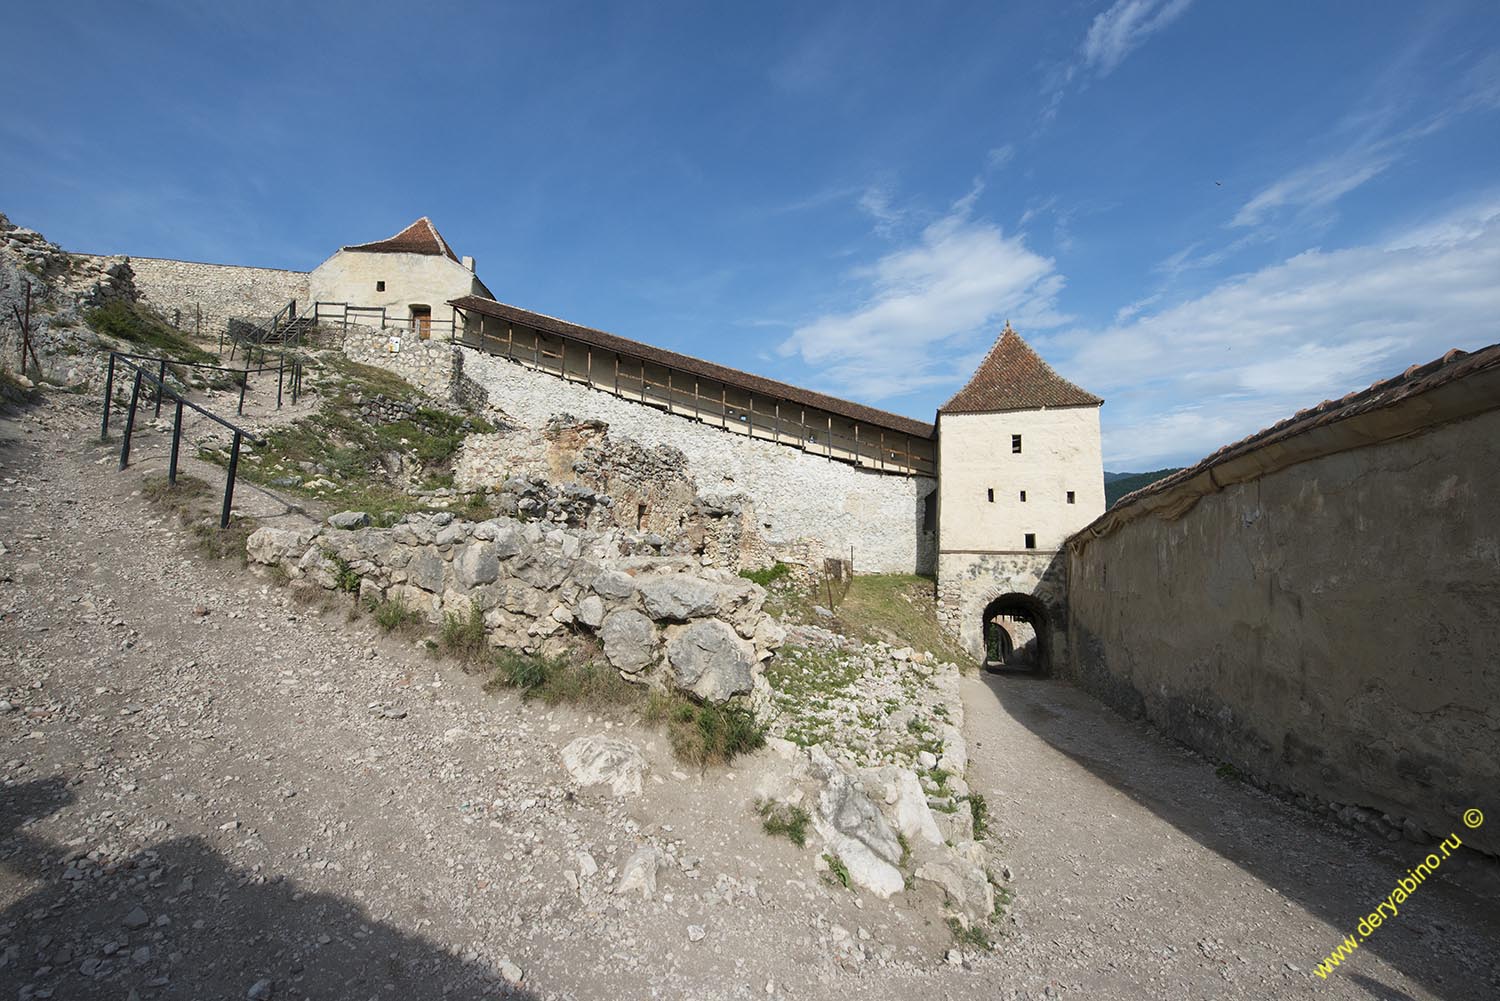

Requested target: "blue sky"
[{"left": 4, "top": 1, "right": 1497, "bottom": 468}]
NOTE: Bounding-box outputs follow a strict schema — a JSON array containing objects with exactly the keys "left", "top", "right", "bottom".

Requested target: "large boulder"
[
  {"left": 914, "top": 850, "right": 994, "bottom": 923},
  {"left": 637, "top": 574, "right": 721, "bottom": 621},
  {"left": 561, "top": 735, "right": 646, "bottom": 797},
  {"left": 665, "top": 619, "right": 756, "bottom": 702},
  {"left": 328, "top": 510, "right": 371, "bottom": 530},
  {"left": 809, "top": 747, "right": 903, "bottom": 864},
  {"left": 864, "top": 766, "right": 944, "bottom": 846},
  {"left": 599, "top": 610, "right": 658, "bottom": 674},
  {"left": 405, "top": 550, "right": 446, "bottom": 593}
]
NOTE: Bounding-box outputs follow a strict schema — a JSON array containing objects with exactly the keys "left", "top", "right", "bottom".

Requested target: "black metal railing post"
[
  {"left": 168, "top": 398, "right": 184, "bottom": 484},
  {"left": 119, "top": 369, "right": 143, "bottom": 470},
  {"left": 238, "top": 362, "right": 249, "bottom": 415},
  {"left": 277, "top": 352, "right": 285, "bottom": 409},
  {"left": 100, "top": 353, "right": 116, "bottom": 440},
  {"left": 153, "top": 358, "right": 167, "bottom": 417},
  {"left": 220, "top": 431, "right": 242, "bottom": 528}
]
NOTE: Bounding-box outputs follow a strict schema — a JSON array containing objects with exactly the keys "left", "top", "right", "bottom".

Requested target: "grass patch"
[
  {"left": 220, "top": 355, "right": 493, "bottom": 519},
  {"left": 757, "top": 800, "right": 811, "bottom": 848},
  {"left": 946, "top": 917, "right": 994, "bottom": 951},
  {"left": 1215, "top": 762, "right": 1243, "bottom": 782},
  {"left": 139, "top": 474, "right": 254, "bottom": 564},
  {"left": 764, "top": 574, "right": 974, "bottom": 670},
  {"left": 88, "top": 301, "right": 217, "bottom": 364},
  {"left": 642, "top": 692, "right": 765, "bottom": 768},
  {"left": 439, "top": 598, "right": 488, "bottom": 666},
  {"left": 484, "top": 650, "right": 639, "bottom": 708},
  {"left": 372, "top": 597, "right": 422, "bottom": 635},
  {"left": 739, "top": 561, "right": 792, "bottom": 588}
]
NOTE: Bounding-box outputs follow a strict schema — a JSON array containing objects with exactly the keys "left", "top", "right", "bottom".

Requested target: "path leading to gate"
[
  {"left": 959, "top": 670, "right": 1500, "bottom": 999},
  {"left": 2, "top": 390, "right": 1497, "bottom": 1001}
]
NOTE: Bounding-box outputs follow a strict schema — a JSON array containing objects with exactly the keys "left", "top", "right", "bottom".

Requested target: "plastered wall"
[{"left": 1065, "top": 407, "right": 1500, "bottom": 853}]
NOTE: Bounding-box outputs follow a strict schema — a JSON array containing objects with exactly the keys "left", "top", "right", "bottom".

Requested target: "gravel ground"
[{"left": 2, "top": 391, "right": 1497, "bottom": 1001}]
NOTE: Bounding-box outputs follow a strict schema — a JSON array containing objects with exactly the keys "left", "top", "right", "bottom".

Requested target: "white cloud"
[
  {"left": 1080, "top": 0, "right": 1195, "bottom": 77},
  {"left": 779, "top": 197, "right": 1068, "bottom": 401},
  {"left": 1063, "top": 198, "right": 1500, "bottom": 467},
  {"left": 857, "top": 184, "right": 904, "bottom": 237},
  {"left": 1232, "top": 146, "right": 1397, "bottom": 228}
]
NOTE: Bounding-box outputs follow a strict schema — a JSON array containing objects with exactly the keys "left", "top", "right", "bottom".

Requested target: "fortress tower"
[{"left": 934, "top": 323, "right": 1104, "bottom": 669}]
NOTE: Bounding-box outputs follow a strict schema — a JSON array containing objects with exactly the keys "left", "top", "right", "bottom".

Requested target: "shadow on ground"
[
  {"left": 975, "top": 672, "right": 1500, "bottom": 1001},
  {"left": 0, "top": 778, "right": 539, "bottom": 1000}
]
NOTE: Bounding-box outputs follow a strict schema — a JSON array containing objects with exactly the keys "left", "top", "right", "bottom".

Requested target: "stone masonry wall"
[
  {"left": 342, "top": 325, "right": 462, "bottom": 400},
  {"left": 462, "top": 350, "right": 937, "bottom": 576},
  {"left": 936, "top": 551, "right": 1068, "bottom": 668},
  {"left": 97, "top": 256, "right": 309, "bottom": 337},
  {"left": 1065, "top": 406, "right": 1500, "bottom": 855}
]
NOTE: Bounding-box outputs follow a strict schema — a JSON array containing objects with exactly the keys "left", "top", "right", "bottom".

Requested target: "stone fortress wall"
[
  {"left": 1062, "top": 349, "right": 1500, "bottom": 855},
  {"left": 81, "top": 255, "right": 310, "bottom": 336},
  {"left": 460, "top": 348, "right": 937, "bottom": 577}
]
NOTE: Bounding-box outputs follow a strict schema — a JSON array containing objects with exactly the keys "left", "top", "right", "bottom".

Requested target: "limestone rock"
[
  {"left": 866, "top": 766, "right": 944, "bottom": 846},
  {"left": 815, "top": 820, "right": 906, "bottom": 898},
  {"left": 245, "top": 527, "right": 316, "bottom": 567},
  {"left": 576, "top": 594, "right": 606, "bottom": 629},
  {"left": 665, "top": 619, "right": 756, "bottom": 703},
  {"left": 591, "top": 569, "right": 638, "bottom": 603},
  {"left": 561, "top": 734, "right": 646, "bottom": 796},
  {"left": 915, "top": 852, "right": 995, "bottom": 923},
  {"left": 599, "top": 610, "right": 658, "bottom": 674},
  {"left": 454, "top": 542, "right": 500, "bottom": 587},
  {"left": 637, "top": 574, "right": 721, "bottom": 621},
  {"left": 327, "top": 510, "right": 370, "bottom": 530},
  {"left": 616, "top": 846, "right": 658, "bottom": 898},
  {"left": 405, "top": 550, "right": 446, "bottom": 593},
  {"left": 810, "top": 747, "right": 903, "bottom": 865}
]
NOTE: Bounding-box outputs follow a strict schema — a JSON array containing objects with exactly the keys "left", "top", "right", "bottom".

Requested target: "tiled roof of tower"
[
  {"left": 449, "top": 295, "right": 937, "bottom": 439},
  {"left": 939, "top": 323, "right": 1103, "bottom": 413},
  {"left": 343, "top": 217, "right": 460, "bottom": 263}
]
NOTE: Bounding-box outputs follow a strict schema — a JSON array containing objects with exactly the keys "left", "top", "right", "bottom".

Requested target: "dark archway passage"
[{"left": 981, "top": 592, "right": 1050, "bottom": 673}]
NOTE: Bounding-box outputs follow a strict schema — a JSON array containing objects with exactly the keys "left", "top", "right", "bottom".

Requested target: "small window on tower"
[
  {"left": 1019, "top": 490, "right": 1027, "bottom": 502},
  {"left": 1012, "top": 434, "right": 1022, "bottom": 453},
  {"left": 376, "top": 281, "right": 386, "bottom": 292},
  {"left": 1024, "top": 533, "right": 1037, "bottom": 550},
  {"left": 986, "top": 488, "right": 994, "bottom": 503},
  {"left": 1067, "top": 490, "right": 1076, "bottom": 504}
]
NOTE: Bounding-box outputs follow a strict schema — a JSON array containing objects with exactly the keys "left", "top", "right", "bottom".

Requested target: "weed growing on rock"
[
  {"left": 140, "top": 475, "right": 254, "bottom": 565},
  {"left": 739, "top": 562, "right": 792, "bottom": 587},
  {"left": 823, "top": 853, "right": 852, "bottom": 890},
  {"left": 322, "top": 551, "right": 361, "bottom": 593},
  {"left": 967, "top": 792, "right": 991, "bottom": 840},
  {"left": 757, "top": 800, "right": 811, "bottom": 848}
]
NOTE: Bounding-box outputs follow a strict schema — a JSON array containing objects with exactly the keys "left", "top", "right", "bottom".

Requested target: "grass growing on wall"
[{"left": 766, "top": 573, "right": 975, "bottom": 670}]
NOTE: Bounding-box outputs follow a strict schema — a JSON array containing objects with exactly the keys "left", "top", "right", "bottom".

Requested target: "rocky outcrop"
[
  {"left": 561, "top": 735, "right": 647, "bottom": 797},
  {"left": 246, "top": 511, "right": 783, "bottom": 704}
]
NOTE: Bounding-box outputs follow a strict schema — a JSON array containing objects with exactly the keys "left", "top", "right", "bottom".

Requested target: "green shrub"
[
  {"left": 485, "top": 650, "right": 637, "bottom": 708},
  {"left": 967, "top": 792, "right": 990, "bottom": 840},
  {"left": 740, "top": 562, "right": 792, "bottom": 587},
  {"left": 757, "top": 800, "right": 810, "bottom": 848},
  {"left": 87, "top": 301, "right": 215, "bottom": 363},
  {"left": 373, "top": 597, "right": 421, "bottom": 634},
  {"left": 823, "top": 853, "right": 851, "bottom": 889},
  {"left": 440, "top": 598, "right": 488, "bottom": 665}
]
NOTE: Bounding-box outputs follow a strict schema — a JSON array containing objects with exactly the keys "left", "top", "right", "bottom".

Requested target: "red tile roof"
[
  {"left": 344, "top": 217, "right": 460, "bottom": 263},
  {"left": 449, "top": 295, "right": 937, "bottom": 440},
  {"left": 939, "top": 323, "right": 1103, "bottom": 414}
]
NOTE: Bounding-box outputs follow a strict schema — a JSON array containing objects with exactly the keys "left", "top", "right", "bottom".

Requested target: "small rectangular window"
[
  {"left": 1024, "top": 533, "right": 1036, "bottom": 550},
  {"left": 986, "top": 488, "right": 994, "bottom": 503},
  {"left": 1019, "top": 490, "right": 1027, "bottom": 502},
  {"left": 376, "top": 280, "right": 386, "bottom": 292},
  {"left": 1011, "top": 434, "right": 1022, "bottom": 453},
  {"left": 1067, "top": 490, "right": 1076, "bottom": 504}
]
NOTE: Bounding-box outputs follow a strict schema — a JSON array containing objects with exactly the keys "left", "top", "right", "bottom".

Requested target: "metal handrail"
[{"left": 101, "top": 352, "right": 271, "bottom": 528}]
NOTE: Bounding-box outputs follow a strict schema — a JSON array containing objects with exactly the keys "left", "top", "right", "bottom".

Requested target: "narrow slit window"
[
  {"left": 1019, "top": 490, "right": 1027, "bottom": 502},
  {"left": 376, "top": 280, "right": 386, "bottom": 292},
  {"left": 1011, "top": 434, "right": 1022, "bottom": 453},
  {"left": 1067, "top": 490, "right": 1076, "bottom": 504},
  {"left": 986, "top": 488, "right": 994, "bottom": 503},
  {"left": 1024, "top": 533, "right": 1036, "bottom": 550}
]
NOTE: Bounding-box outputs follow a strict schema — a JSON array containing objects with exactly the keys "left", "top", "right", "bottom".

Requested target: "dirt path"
[
  {"left": 960, "top": 671, "right": 1500, "bottom": 1000},
  {"left": 2, "top": 391, "right": 1497, "bottom": 1001}
]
